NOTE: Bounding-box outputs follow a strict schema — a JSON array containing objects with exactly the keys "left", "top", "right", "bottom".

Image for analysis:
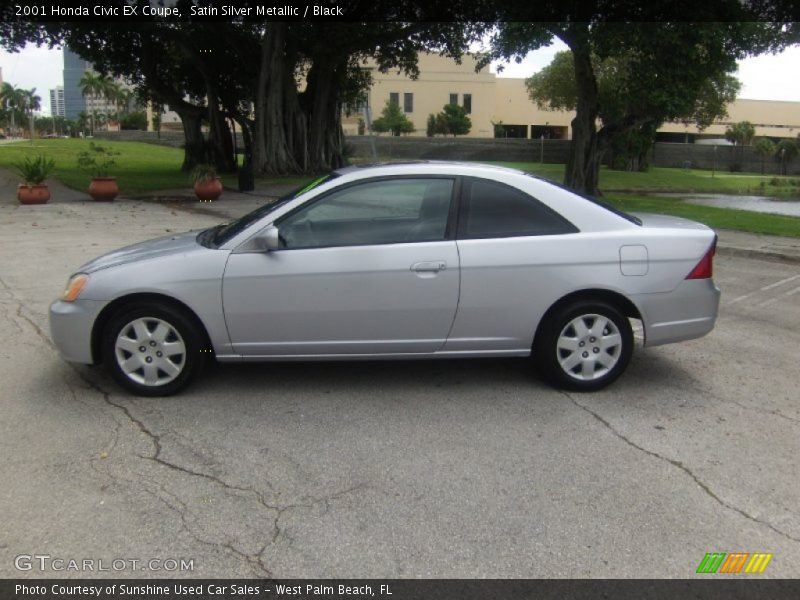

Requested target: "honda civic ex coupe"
[{"left": 50, "top": 162, "right": 720, "bottom": 396}]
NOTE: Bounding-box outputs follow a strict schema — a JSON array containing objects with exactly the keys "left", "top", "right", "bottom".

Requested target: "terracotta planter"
[
  {"left": 194, "top": 177, "right": 223, "bottom": 201},
  {"left": 88, "top": 177, "right": 119, "bottom": 202},
  {"left": 17, "top": 184, "right": 51, "bottom": 205}
]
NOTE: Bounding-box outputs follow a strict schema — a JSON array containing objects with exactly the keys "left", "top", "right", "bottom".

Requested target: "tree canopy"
[
  {"left": 487, "top": 12, "right": 798, "bottom": 194},
  {"left": 526, "top": 50, "right": 741, "bottom": 170},
  {"left": 725, "top": 121, "right": 756, "bottom": 146},
  {"left": 5, "top": 4, "right": 486, "bottom": 174},
  {"left": 433, "top": 104, "right": 472, "bottom": 137}
]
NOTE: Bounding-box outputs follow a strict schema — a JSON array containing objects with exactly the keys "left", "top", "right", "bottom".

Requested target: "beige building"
[{"left": 346, "top": 53, "right": 800, "bottom": 142}]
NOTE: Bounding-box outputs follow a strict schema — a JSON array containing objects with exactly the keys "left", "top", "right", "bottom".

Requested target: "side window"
[
  {"left": 460, "top": 178, "right": 578, "bottom": 239},
  {"left": 277, "top": 178, "right": 454, "bottom": 249}
]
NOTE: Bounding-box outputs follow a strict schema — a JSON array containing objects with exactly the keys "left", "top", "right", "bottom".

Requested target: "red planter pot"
[
  {"left": 17, "top": 184, "right": 51, "bottom": 205},
  {"left": 88, "top": 177, "right": 119, "bottom": 202},
  {"left": 194, "top": 177, "right": 223, "bottom": 201}
]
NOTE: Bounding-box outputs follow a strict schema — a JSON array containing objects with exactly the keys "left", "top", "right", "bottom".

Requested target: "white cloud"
[{"left": 0, "top": 44, "right": 64, "bottom": 114}]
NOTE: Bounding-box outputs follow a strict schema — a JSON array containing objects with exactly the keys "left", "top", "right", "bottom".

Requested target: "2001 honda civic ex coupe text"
[{"left": 50, "top": 162, "right": 720, "bottom": 396}]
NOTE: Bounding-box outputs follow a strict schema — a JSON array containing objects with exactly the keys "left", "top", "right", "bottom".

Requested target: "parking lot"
[{"left": 1, "top": 191, "right": 799, "bottom": 578}]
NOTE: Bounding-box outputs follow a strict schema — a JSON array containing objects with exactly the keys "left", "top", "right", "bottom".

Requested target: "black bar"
[{"left": 3, "top": 579, "right": 800, "bottom": 600}]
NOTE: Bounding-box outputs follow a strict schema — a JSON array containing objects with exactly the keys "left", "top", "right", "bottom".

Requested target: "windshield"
[{"left": 206, "top": 173, "right": 339, "bottom": 247}]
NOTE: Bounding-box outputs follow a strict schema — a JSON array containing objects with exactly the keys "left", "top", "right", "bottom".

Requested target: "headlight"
[{"left": 62, "top": 274, "right": 89, "bottom": 302}]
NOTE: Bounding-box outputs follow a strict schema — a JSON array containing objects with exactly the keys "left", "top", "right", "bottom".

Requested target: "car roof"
[{"left": 333, "top": 160, "right": 533, "bottom": 179}]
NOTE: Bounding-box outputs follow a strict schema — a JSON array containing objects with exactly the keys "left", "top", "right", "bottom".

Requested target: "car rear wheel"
[
  {"left": 535, "top": 300, "right": 633, "bottom": 391},
  {"left": 102, "top": 303, "right": 207, "bottom": 396}
]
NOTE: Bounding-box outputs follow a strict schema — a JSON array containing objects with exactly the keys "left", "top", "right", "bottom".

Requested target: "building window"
[
  {"left": 403, "top": 93, "right": 413, "bottom": 113},
  {"left": 449, "top": 93, "right": 458, "bottom": 106},
  {"left": 389, "top": 92, "right": 399, "bottom": 107},
  {"left": 463, "top": 94, "right": 472, "bottom": 114}
]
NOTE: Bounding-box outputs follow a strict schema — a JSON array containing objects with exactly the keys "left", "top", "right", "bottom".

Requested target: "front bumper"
[{"left": 49, "top": 299, "right": 108, "bottom": 364}]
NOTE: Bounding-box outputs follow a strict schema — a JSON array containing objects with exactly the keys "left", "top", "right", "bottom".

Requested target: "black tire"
[
  {"left": 534, "top": 300, "right": 633, "bottom": 392},
  {"left": 101, "top": 302, "right": 208, "bottom": 397}
]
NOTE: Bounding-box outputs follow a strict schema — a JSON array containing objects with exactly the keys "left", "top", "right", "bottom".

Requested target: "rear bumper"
[
  {"left": 49, "top": 299, "right": 107, "bottom": 364},
  {"left": 635, "top": 279, "right": 721, "bottom": 347}
]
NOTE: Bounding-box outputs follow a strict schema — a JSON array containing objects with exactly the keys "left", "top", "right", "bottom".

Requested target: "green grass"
[
  {"left": 2, "top": 139, "right": 797, "bottom": 236},
  {"left": 0, "top": 139, "right": 311, "bottom": 194},
  {"left": 605, "top": 193, "right": 800, "bottom": 238},
  {"left": 490, "top": 161, "right": 800, "bottom": 197},
  {"left": 0, "top": 138, "right": 191, "bottom": 194}
]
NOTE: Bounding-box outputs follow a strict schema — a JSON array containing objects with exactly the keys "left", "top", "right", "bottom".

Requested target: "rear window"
[
  {"left": 525, "top": 173, "right": 642, "bottom": 226},
  {"left": 459, "top": 178, "right": 578, "bottom": 239}
]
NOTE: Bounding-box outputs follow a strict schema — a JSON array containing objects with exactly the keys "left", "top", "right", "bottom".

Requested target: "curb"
[{"left": 716, "top": 245, "right": 800, "bottom": 265}]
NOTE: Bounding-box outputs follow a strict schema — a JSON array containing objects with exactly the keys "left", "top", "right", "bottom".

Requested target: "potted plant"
[
  {"left": 77, "top": 142, "right": 120, "bottom": 201},
  {"left": 14, "top": 154, "right": 56, "bottom": 204},
  {"left": 190, "top": 164, "right": 223, "bottom": 201}
]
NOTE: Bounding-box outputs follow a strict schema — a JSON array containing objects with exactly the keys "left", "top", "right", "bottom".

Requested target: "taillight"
[{"left": 686, "top": 236, "right": 717, "bottom": 280}]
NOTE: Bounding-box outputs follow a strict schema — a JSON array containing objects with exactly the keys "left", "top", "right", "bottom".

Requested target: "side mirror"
[{"left": 260, "top": 226, "right": 281, "bottom": 251}]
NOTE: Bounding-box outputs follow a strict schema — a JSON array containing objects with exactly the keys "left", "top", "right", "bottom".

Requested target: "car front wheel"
[
  {"left": 102, "top": 303, "right": 207, "bottom": 396},
  {"left": 535, "top": 300, "right": 633, "bottom": 391}
]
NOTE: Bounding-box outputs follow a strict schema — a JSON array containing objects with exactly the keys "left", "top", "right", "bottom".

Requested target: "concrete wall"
[
  {"left": 651, "top": 142, "right": 798, "bottom": 174},
  {"left": 347, "top": 136, "right": 800, "bottom": 175},
  {"left": 95, "top": 130, "right": 800, "bottom": 175},
  {"left": 346, "top": 136, "right": 574, "bottom": 164},
  {"left": 94, "top": 130, "right": 186, "bottom": 148}
]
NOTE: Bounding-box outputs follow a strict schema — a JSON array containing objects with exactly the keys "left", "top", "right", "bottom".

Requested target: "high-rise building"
[
  {"left": 50, "top": 86, "right": 65, "bottom": 117},
  {"left": 62, "top": 48, "right": 87, "bottom": 120},
  {"left": 63, "top": 47, "right": 128, "bottom": 121}
]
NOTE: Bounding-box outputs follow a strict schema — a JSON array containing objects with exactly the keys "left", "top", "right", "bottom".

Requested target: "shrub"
[
  {"left": 189, "top": 163, "right": 217, "bottom": 184},
  {"left": 14, "top": 154, "right": 56, "bottom": 184},
  {"left": 77, "top": 142, "right": 119, "bottom": 178},
  {"left": 120, "top": 111, "right": 148, "bottom": 131}
]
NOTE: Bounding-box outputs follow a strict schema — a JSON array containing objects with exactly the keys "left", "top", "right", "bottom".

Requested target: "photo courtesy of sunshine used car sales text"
[{"left": 13, "top": 583, "right": 392, "bottom": 597}]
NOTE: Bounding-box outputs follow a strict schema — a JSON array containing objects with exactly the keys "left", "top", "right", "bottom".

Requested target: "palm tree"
[
  {"left": 0, "top": 82, "right": 24, "bottom": 136},
  {"left": 105, "top": 81, "right": 133, "bottom": 129},
  {"left": 79, "top": 71, "right": 114, "bottom": 135},
  {"left": 77, "top": 111, "right": 90, "bottom": 137},
  {"left": 21, "top": 88, "right": 41, "bottom": 139}
]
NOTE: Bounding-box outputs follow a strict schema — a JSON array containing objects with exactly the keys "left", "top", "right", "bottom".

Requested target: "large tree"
[
  {"left": 526, "top": 50, "right": 741, "bottom": 171},
  {"left": 8, "top": 5, "right": 482, "bottom": 175},
  {"left": 487, "top": 9, "right": 796, "bottom": 194}
]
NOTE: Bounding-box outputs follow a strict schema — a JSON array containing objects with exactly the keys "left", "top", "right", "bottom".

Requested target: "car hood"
[{"left": 79, "top": 230, "right": 203, "bottom": 273}]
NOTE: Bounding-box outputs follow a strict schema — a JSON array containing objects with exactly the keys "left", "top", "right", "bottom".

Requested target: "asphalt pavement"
[{"left": 0, "top": 170, "right": 799, "bottom": 578}]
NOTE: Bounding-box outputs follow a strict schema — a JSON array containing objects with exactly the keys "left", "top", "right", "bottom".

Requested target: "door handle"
[{"left": 411, "top": 261, "right": 447, "bottom": 273}]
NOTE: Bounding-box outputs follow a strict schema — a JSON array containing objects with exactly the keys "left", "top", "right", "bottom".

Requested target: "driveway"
[{"left": 1, "top": 190, "right": 799, "bottom": 578}]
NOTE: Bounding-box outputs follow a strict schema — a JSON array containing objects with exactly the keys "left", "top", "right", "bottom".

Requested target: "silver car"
[{"left": 50, "top": 162, "right": 720, "bottom": 396}]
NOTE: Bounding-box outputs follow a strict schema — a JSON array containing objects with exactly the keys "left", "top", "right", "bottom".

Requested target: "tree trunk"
[
  {"left": 559, "top": 26, "right": 601, "bottom": 196},
  {"left": 254, "top": 23, "right": 302, "bottom": 175},
  {"left": 304, "top": 59, "right": 347, "bottom": 172},
  {"left": 206, "top": 90, "right": 236, "bottom": 173},
  {"left": 174, "top": 107, "right": 205, "bottom": 172}
]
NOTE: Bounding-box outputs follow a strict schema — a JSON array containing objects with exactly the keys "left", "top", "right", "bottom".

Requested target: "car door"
[
  {"left": 222, "top": 176, "right": 460, "bottom": 356},
  {"left": 444, "top": 176, "right": 580, "bottom": 353}
]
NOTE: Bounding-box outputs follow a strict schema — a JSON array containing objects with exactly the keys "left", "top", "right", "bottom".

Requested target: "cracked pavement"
[{"left": 0, "top": 189, "right": 799, "bottom": 578}]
